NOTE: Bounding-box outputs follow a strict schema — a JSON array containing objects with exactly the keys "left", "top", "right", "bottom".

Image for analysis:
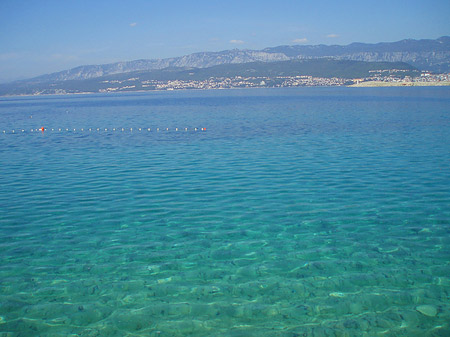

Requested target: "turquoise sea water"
[{"left": 0, "top": 87, "right": 449, "bottom": 336}]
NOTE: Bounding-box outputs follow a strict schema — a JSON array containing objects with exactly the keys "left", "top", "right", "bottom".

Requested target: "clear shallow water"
[{"left": 0, "top": 87, "right": 449, "bottom": 336}]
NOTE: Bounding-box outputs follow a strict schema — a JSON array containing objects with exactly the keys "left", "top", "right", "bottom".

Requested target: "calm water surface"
[{"left": 0, "top": 88, "right": 449, "bottom": 336}]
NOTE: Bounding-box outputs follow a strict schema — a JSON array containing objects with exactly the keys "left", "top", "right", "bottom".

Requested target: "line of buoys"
[{"left": 1, "top": 127, "right": 207, "bottom": 134}]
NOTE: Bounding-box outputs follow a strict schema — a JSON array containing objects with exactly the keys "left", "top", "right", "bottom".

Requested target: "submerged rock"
[{"left": 416, "top": 305, "right": 438, "bottom": 317}]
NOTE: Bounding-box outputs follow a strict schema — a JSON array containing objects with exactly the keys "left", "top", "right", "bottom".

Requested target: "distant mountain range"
[
  {"left": 263, "top": 36, "right": 450, "bottom": 72},
  {"left": 30, "top": 36, "right": 450, "bottom": 82},
  {"left": 0, "top": 59, "right": 419, "bottom": 96},
  {"left": 0, "top": 36, "right": 448, "bottom": 95}
]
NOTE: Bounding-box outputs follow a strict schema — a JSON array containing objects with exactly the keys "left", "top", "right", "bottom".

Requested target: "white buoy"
[
  {"left": 148, "top": 128, "right": 150, "bottom": 131},
  {"left": 138, "top": 128, "right": 141, "bottom": 131}
]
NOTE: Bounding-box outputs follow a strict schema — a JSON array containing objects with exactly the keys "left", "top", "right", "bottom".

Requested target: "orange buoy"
[{"left": 40, "top": 127, "right": 45, "bottom": 132}]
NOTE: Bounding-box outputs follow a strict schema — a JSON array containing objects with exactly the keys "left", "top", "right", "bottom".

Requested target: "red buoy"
[{"left": 40, "top": 127, "right": 45, "bottom": 132}]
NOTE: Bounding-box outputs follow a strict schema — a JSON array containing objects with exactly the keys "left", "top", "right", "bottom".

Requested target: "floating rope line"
[{"left": 1, "top": 127, "right": 206, "bottom": 134}]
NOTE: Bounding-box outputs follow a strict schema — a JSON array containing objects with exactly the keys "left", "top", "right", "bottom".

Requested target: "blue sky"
[{"left": 0, "top": 0, "right": 449, "bottom": 82}]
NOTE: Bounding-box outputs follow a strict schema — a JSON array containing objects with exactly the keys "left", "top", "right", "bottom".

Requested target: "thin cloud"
[
  {"left": 292, "top": 38, "right": 308, "bottom": 44},
  {"left": 0, "top": 52, "right": 21, "bottom": 61},
  {"left": 230, "top": 39, "right": 244, "bottom": 44},
  {"left": 327, "top": 34, "right": 339, "bottom": 38},
  {"left": 130, "top": 22, "right": 137, "bottom": 27}
]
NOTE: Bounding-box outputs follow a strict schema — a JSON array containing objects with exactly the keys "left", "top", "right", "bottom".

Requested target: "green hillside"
[
  {"left": 102, "top": 59, "right": 417, "bottom": 81},
  {"left": 0, "top": 59, "right": 418, "bottom": 96}
]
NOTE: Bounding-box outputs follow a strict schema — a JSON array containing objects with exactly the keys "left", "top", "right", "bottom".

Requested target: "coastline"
[
  {"left": 1, "top": 82, "right": 450, "bottom": 99},
  {"left": 348, "top": 81, "right": 450, "bottom": 87}
]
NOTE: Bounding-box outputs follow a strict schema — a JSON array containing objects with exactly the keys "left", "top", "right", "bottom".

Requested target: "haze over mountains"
[{"left": 29, "top": 36, "right": 450, "bottom": 83}]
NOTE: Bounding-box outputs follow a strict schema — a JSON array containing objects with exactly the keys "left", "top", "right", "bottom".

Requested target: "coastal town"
[
  {"left": 98, "top": 75, "right": 348, "bottom": 93},
  {"left": 351, "top": 71, "right": 450, "bottom": 87},
  {"left": 97, "top": 71, "right": 450, "bottom": 93}
]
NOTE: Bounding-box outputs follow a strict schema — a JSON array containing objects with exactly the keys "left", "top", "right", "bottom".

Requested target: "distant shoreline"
[
  {"left": 1, "top": 83, "right": 450, "bottom": 99},
  {"left": 348, "top": 81, "right": 450, "bottom": 87}
]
